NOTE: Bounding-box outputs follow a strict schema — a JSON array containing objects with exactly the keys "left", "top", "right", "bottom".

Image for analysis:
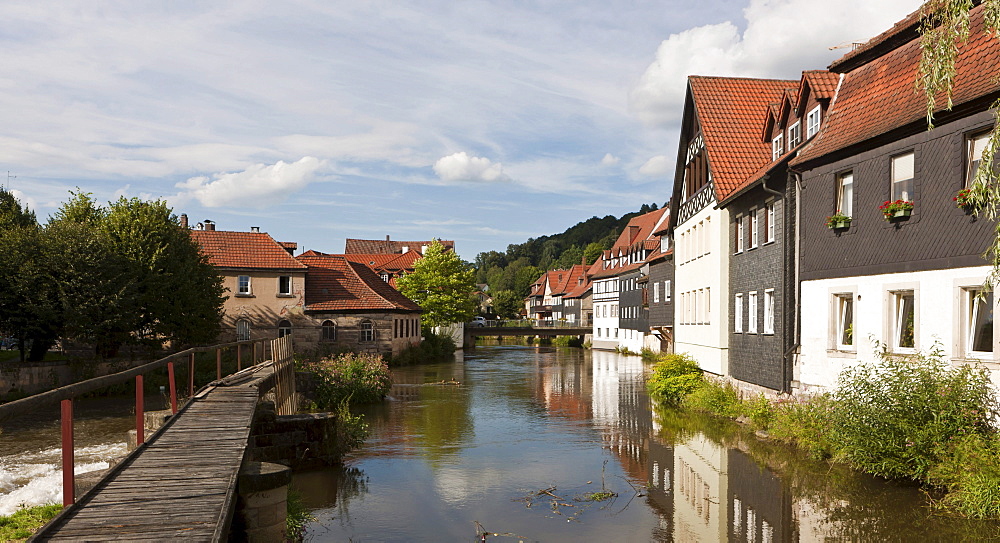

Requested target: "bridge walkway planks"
[{"left": 37, "top": 382, "right": 262, "bottom": 542}]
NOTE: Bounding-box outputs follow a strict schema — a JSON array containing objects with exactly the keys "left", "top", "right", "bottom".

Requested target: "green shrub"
[
  {"left": 683, "top": 380, "right": 742, "bottom": 419},
  {"left": 302, "top": 352, "right": 392, "bottom": 407},
  {"left": 389, "top": 329, "right": 456, "bottom": 366},
  {"left": 769, "top": 394, "right": 836, "bottom": 459},
  {"left": 928, "top": 433, "right": 1000, "bottom": 518},
  {"left": 646, "top": 353, "right": 703, "bottom": 405},
  {"left": 552, "top": 335, "right": 583, "bottom": 347},
  {"left": 826, "top": 341, "right": 999, "bottom": 481}
]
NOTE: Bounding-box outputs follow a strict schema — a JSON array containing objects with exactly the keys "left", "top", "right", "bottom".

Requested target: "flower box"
[
  {"left": 825, "top": 212, "right": 851, "bottom": 230},
  {"left": 880, "top": 199, "right": 914, "bottom": 221},
  {"left": 830, "top": 220, "right": 850, "bottom": 229},
  {"left": 892, "top": 208, "right": 911, "bottom": 219}
]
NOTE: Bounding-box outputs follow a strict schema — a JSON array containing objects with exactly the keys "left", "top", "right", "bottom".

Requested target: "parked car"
[{"left": 469, "top": 317, "right": 487, "bottom": 327}]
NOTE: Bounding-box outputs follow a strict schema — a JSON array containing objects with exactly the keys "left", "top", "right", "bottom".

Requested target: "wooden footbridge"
[{"left": 0, "top": 336, "right": 296, "bottom": 541}]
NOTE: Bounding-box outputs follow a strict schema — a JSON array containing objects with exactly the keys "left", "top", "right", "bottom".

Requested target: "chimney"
[
  {"left": 386, "top": 235, "right": 391, "bottom": 241},
  {"left": 628, "top": 225, "right": 640, "bottom": 243},
  {"left": 422, "top": 245, "right": 428, "bottom": 254},
  {"left": 250, "top": 226, "right": 260, "bottom": 233},
  {"left": 180, "top": 213, "right": 188, "bottom": 228},
  {"left": 204, "top": 219, "right": 215, "bottom": 231},
  {"left": 402, "top": 245, "right": 409, "bottom": 253}
]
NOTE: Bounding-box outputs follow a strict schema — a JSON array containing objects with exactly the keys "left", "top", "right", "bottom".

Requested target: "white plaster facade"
[
  {"left": 673, "top": 203, "right": 730, "bottom": 375},
  {"left": 592, "top": 277, "right": 619, "bottom": 350},
  {"left": 797, "top": 265, "right": 1000, "bottom": 395}
]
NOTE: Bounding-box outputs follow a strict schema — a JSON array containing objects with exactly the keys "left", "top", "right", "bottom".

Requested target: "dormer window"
[
  {"left": 788, "top": 121, "right": 801, "bottom": 148},
  {"left": 806, "top": 106, "right": 821, "bottom": 138},
  {"left": 772, "top": 133, "right": 784, "bottom": 161}
]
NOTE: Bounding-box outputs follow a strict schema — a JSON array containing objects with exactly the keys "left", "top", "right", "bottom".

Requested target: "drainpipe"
[
  {"left": 781, "top": 169, "right": 804, "bottom": 394},
  {"left": 760, "top": 174, "right": 782, "bottom": 198}
]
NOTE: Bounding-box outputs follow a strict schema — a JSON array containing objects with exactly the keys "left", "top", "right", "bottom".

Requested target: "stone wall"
[{"left": 247, "top": 401, "right": 347, "bottom": 469}]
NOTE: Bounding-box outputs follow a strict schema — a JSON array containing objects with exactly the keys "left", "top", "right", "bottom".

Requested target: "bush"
[
  {"left": 928, "top": 433, "right": 1000, "bottom": 518},
  {"left": 683, "top": 380, "right": 742, "bottom": 419},
  {"left": 768, "top": 394, "right": 837, "bottom": 459},
  {"left": 826, "top": 341, "right": 998, "bottom": 480},
  {"left": 646, "top": 353, "right": 703, "bottom": 405},
  {"left": 301, "top": 352, "right": 392, "bottom": 408},
  {"left": 389, "top": 328, "right": 456, "bottom": 366}
]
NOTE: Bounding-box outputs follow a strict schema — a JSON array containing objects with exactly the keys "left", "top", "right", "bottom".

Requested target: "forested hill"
[{"left": 473, "top": 203, "right": 663, "bottom": 309}]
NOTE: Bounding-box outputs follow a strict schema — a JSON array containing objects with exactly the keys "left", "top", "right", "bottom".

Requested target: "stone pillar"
[{"left": 235, "top": 461, "right": 292, "bottom": 542}]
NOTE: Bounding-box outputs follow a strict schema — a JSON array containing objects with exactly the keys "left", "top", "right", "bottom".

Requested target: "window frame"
[
  {"left": 763, "top": 289, "right": 775, "bottom": 335},
  {"left": 665, "top": 280, "right": 672, "bottom": 302},
  {"left": 806, "top": 105, "right": 821, "bottom": 138},
  {"left": 277, "top": 319, "right": 292, "bottom": 338},
  {"left": 966, "top": 130, "right": 992, "bottom": 188},
  {"left": 237, "top": 275, "right": 252, "bottom": 296},
  {"left": 837, "top": 295, "right": 854, "bottom": 350},
  {"left": 735, "top": 293, "right": 744, "bottom": 334},
  {"left": 321, "top": 320, "right": 337, "bottom": 341},
  {"left": 278, "top": 275, "right": 292, "bottom": 296},
  {"left": 890, "top": 290, "right": 916, "bottom": 352},
  {"left": 235, "top": 319, "right": 251, "bottom": 342},
  {"left": 837, "top": 171, "right": 854, "bottom": 218},
  {"left": 735, "top": 215, "right": 744, "bottom": 254},
  {"left": 891, "top": 152, "right": 915, "bottom": 202},
  {"left": 749, "top": 209, "right": 759, "bottom": 249},
  {"left": 747, "top": 291, "right": 758, "bottom": 334},
  {"left": 772, "top": 133, "right": 784, "bottom": 161},
  {"left": 966, "top": 288, "right": 994, "bottom": 356},
  {"left": 765, "top": 202, "right": 775, "bottom": 243},
  {"left": 787, "top": 121, "right": 802, "bottom": 148},
  {"left": 360, "top": 320, "right": 375, "bottom": 343}
]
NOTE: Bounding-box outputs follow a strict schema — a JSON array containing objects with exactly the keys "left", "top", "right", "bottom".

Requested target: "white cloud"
[
  {"left": 629, "top": 0, "right": 922, "bottom": 127},
  {"left": 433, "top": 152, "right": 510, "bottom": 183},
  {"left": 639, "top": 155, "right": 672, "bottom": 177},
  {"left": 9, "top": 189, "right": 38, "bottom": 216},
  {"left": 601, "top": 153, "right": 620, "bottom": 166},
  {"left": 176, "top": 156, "right": 325, "bottom": 208}
]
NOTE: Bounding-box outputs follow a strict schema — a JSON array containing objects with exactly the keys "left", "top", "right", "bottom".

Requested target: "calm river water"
[{"left": 295, "top": 345, "right": 1000, "bottom": 542}]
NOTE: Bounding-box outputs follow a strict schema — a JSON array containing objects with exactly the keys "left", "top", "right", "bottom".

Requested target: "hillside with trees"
[{"left": 473, "top": 203, "right": 663, "bottom": 308}]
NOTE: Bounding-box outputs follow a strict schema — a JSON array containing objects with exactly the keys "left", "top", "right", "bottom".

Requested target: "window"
[
  {"left": 763, "top": 289, "right": 775, "bottom": 334},
  {"left": 967, "top": 289, "right": 994, "bottom": 354},
  {"left": 772, "top": 133, "right": 784, "bottom": 161},
  {"left": 748, "top": 292, "right": 758, "bottom": 334},
  {"left": 381, "top": 273, "right": 390, "bottom": 282},
  {"left": 360, "top": 320, "right": 375, "bottom": 342},
  {"left": 788, "top": 121, "right": 802, "bottom": 148},
  {"left": 892, "top": 291, "right": 915, "bottom": 350},
  {"left": 806, "top": 105, "right": 821, "bottom": 138},
  {"left": 653, "top": 282, "right": 660, "bottom": 303},
  {"left": 278, "top": 276, "right": 292, "bottom": 296},
  {"left": 749, "top": 209, "right": 759, "bottom": 249},
  {"left": 597, "top": 328, "right": 602, "bottom": 338},
  {"left": 736, "top": 216, "right": 744, "bottom": 253},
  {"left": 238, "top": 275, "right": 251, "bottom": 295},
  {"left": 967, "top": 131, "right": 992, "bottom": 187},
  {"left": 277, "top": 319, "right": 292, "bottom": 338},
  {"left": 837, "top": 295, "right": 854, "bottom": 348},
  {"left": 735, "top": 293, "right": 744, "bottom": 333},
  {"left": 322, "top": 320, "right": 336, "bottom": 341},
  {"left": 665, "top": 280, "right": 672, "bottom": 302},
  {"left": 236, "top": 319, "right": 251, "bottom": 341},
  {"left": 891, "top": 152, "right": 914, "bottom": 202},
  {"left": 766, "top": 202, "right": 775, "bottom": 243},
  {"left": 837, "top": 171, "right": 854, "bottom": 217}
]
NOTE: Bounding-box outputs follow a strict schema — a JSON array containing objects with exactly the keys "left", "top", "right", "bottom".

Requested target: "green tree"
[
  {"left": 397, "top": 240, "right": 478, "bottom": 327},
  {"left": 583, "top": 241, "right": 605, "bottom": 265},
  {"left": 491, "top": 289, "right": 524, "bottom": 319},
  {"left": 918, "top": 1, "right": 1000, "bottom": 285}
]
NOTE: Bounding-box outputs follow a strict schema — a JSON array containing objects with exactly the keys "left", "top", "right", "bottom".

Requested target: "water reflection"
[{"left": 296, "top": 346, "right": 1000, "bottom": 542}]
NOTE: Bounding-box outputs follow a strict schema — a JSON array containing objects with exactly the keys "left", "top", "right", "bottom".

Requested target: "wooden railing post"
[
  {"left": 61, "top": 399, "right": 74, "bottom": 507},
  {"left": 216, "top": 348, "right": 222, "bottom": 380},
  {"left": 135, "top": 375, "right": 144, "bottom": 446},
  {"left": 188, "top": 352, "right": 195, "bottom": 396},
  {"left": 168, "top": 361, "right": 177, "bottom": 414},
  {"left": 237, "top": 344, "right": 242, "bottom": 371},
  {"left": 252, "top": 341, "right": 258, "bottom": 365}
]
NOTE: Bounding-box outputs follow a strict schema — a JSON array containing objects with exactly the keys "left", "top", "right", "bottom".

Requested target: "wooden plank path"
[{"left": 35, "top": 371, "right": 269, "bottom": 542}]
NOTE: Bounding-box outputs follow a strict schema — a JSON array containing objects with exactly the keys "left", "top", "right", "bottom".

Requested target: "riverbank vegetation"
[
  {"left": 645, "top": 345, "right": 1000, "bottom": 518},
  {"left": 0, "top": 504, "right": 61, "bottom": 541},
  {"left": 389, "top": 328, "right": 456, "bottom": 366}
]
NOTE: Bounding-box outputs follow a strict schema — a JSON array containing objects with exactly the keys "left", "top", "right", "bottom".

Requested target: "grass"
[{"left": 0, "top": 504, "right": 62, "bottom": 541}]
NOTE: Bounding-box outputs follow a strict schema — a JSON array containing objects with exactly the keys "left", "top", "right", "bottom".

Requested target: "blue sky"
[{"left": 1, "top": 0, "right": 920, "bottom": 261}]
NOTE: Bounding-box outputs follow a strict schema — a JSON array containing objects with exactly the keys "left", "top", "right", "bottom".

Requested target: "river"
[
  {"left": 2, "top": 346, "right": 999, "bottom": 540},
  {"left": 295, "top": 345, "right": 1000, "bottom": 542}
]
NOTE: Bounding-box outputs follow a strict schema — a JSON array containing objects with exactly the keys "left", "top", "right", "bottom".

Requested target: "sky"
[{"left": 1, "top": 0, "right": 922, "bottom": 262}]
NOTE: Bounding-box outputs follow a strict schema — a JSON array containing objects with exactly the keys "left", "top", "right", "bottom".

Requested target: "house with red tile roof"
[
  {"left": 590, "top": 208, "right": 670, "bottom": 352},
  {"left": 191, "top": 222, "right": 423, "bottom": 357},
  {"left": 300, "top": 249, "right": 423, "bottom": 288},
  {"left": 786, "top": 4, "right": 1000, "bottom": 394},
  {"left": 297, "top": 254, "right": 422, "bottom": 357},
  {"left": 190, "top": 224, "right": 308, "bottom": 343},
  {"left": 668, "top": 76, "right": 794, "bottom": 375},
  {"left": 710, "top": 69, "right": 840, "bottom": 393},
  {"left": 344, "top": 236, "right": 454, "bottom": 255}
]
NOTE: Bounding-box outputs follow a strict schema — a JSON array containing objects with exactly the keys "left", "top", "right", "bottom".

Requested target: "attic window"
[
  {"left": 806, "top": 106, "right": 821, "bottom": 138},
  {"left": 772, "top": 133, "right": 784, "bottom": 161},
  {"left": 788, "top": 121, "right": 802, "bottom": 148}
]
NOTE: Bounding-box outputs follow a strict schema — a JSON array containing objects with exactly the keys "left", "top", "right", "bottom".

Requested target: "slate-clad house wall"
[
  {"left": 728, "top": 181, "right": 789, "bottom": 391},
  {"left": 618, "top": 269, "right": 647, "bottom": 338}
]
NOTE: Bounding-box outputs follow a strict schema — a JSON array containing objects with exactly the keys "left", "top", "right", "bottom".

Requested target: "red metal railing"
[{"left": 0, "top": 338, "right": 272, "bottom": 507}]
